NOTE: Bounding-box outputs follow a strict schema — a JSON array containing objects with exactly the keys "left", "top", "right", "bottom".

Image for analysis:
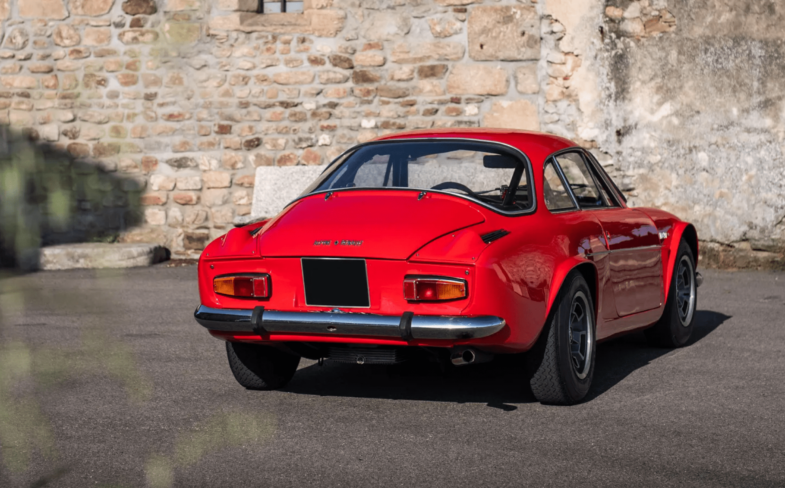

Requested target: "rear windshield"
[{"left": 302, "top": 140, "right": 532, "bottom": 212}]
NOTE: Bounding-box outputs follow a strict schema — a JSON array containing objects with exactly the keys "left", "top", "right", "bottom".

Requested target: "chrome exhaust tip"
[
  {"left": 695, "top": 271, "right": 703, "bottom": 288},
  {"left": 450, "top": 347, "right": 492, "bottom": 367}
]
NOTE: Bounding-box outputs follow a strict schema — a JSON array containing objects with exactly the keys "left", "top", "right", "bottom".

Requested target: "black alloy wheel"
[
  {"left": 645, "top": 240, "right": 697, "bottom": 348},
  {"left": 528, "top": 272, "right": 596, "bottom": 405}
]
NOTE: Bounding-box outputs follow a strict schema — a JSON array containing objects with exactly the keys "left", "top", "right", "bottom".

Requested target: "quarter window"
[
  {"left": 543, "top": 161, "right": 576, "bottom": 211},
  {"left": 555, "top": 152, "right": 607, "bottom": 208}
]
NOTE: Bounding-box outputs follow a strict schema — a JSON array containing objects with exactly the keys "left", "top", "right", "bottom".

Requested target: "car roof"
[{"left": 375, "top": 128, "right": 579, "bottom": 166}]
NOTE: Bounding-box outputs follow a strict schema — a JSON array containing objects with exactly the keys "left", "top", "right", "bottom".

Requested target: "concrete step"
[{"left": 39, "top": 243, "right": 168, "bottom": 270}]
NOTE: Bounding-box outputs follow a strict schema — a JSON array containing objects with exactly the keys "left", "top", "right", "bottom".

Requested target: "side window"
[
  {"left": 555, "top": 152, "right": 606, "bottom": 208},
  {"left": 543, "top": 160, "right": 576, "bottom": 211},
  {"left": 586, "top": 153, "right": 625, "bottom": 204}
]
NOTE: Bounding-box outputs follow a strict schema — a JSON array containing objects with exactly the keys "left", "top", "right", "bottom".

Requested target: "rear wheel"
[
  {"left": 528, "top": 273, "right": 596, "bottom": 405},
  {"left": 226, "top": 342, "right": 300, "bottom": 390},
  {"left": 645, "top": 241, "right": 697, "bottom": 348}
]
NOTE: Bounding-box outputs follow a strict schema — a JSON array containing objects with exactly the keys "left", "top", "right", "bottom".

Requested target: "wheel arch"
[
  {"left": 680, "top": 224, "right": 699, "bottom": 264},
  {"left": 545, "top": 257, "right": 600, "bottom": 324},
  {"left": 663, "top": 222, "right": 699, "bottom": 303}
]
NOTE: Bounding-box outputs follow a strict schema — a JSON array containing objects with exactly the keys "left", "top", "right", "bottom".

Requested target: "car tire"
[
  {"left": 645, "top": 241, "right": 697, "bottom": 348},
  {"left": 528, "top": 273, "right": 596, "bottom": 405},
  {"left": 226, "top": 342, "right": 300, "bottom": 390}
]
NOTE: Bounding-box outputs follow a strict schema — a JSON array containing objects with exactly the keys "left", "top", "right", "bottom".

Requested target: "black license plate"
[{"left": 302, "top": 258, "right": 370, "bottom": 308}]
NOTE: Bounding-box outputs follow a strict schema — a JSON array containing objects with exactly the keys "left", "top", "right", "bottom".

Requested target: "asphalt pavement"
[{"left": 0, "top": 265, "right": 783, "bottom": 487}]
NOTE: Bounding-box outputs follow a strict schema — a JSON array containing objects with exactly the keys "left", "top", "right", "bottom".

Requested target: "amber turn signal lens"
[
  {"left": 403, "top": 277, "right": 467, "bottom": 301},
  {"left": 214, "top": 275, "right": 270, "bottom": 298}
]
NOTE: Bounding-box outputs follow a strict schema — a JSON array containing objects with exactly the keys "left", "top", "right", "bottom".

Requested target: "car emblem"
[{"left": 313, "top": 240, "right": 363, "bottom": 247}]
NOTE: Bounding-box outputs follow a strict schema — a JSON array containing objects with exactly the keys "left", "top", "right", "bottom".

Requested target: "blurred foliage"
[{"left": 0, "top": 126, "right": 140, "bottom": 269}]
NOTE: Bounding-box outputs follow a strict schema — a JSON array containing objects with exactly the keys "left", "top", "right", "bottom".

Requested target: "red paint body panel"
[{"left": 197, "top": 129, "right": 698, "bottom": 353}]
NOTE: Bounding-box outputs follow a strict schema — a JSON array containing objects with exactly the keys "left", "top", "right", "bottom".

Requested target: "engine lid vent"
[{"left": 480, "top": 229, "right": 510, "bottom": 244}]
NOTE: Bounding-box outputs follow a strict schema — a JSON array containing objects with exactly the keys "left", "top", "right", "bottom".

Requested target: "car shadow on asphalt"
[
  {"left": 282, "top": 310, "right": 730, "bottom": 407},
  {"left": 585, "top": 309, "right": 731, "bottom": 402}
]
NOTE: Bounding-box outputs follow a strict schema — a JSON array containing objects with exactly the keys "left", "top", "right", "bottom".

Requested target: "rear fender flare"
[
  {"left": 663, "top": 222, "right": 698, "bottom": 303},
  {"left": 544, "top": 256, "right": 600, "bottom": 325}
]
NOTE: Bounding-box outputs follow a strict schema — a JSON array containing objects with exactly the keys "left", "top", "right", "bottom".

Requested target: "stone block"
[
  {"left": 203, "top": 189, "right": 229, "bottom": 207},
  {"left": 234, "top": 174, "right": 255, "bottom": 187},
  {"left": 354, "top": 53, "right": 385, "bottom": 67},
  {"left": 118, "top": 29, "right": 160, "bottom": 44},
  {"left": 273, "top": 71, "right": 315, "bottom": 85},
  {"left": 202, "top": 171, "right": 232, "bottom": 188},
  {"left": 328, "top": 54, "right": 354, "bottom": 69},
  {"left": 361, "top": 12, "right": 411, "bottom": 41},
  {"left": 276, "top": 152, "right": 298, "bottom": 166},
  {"left": 166, "top": 0, "right": 200, "bottom": 10},
  {"left": 352, "top": 69, "right": 382, "bottom": 84},
  {"left": 174, "top": 192, "right": 200, "bottom": 205},
  {"left": 482, "top": 100, "right": 540, "bottom": 131},
  {"left": 19, "top": 0, "right": 68, "bottom": 19},
  {"left": 145, "top": 208, "right": 167, "bottom": 225},
  {"left": 122, "top": 0, "right": 157, "bottom": 15},
  {"left": 141, "top": 192, "right": 167, "bottom": 205},
  {"left": 216, "top": 0, "right": 257, "bottom": 11},
  {"left": 167, "top": 156, "right": 197, "bottom": 169},
  {"left": 1, "top": 76, "right": 38, "bottom": 89},
  {"left": 83, "top": 28, "right": 112, "bottom": 46},
  {"left": 164, "top": 23, "right": 202, "bottom": 45},
  {"left": 183, "top": 231, "right": 210, "bottom": 250},
  {"left": 232, "top": 190, "right": 252, "bottom": 205},
  {"left": 428, "top": 18, "right": 462, "bottom": 38},
  {"left": 69, "top": 0, "right": 114, "bottom": 16},
  {"left": 447, "top": 65, "right": 508, "bottom": 95},
  {"left": 390, "top": 42, "right": 465, "bottom": 64},
  {"left": 177, "top": 176, "right": 202, "bottom": 190},
  {"left": 516, "top": 64, "right": 539, "bottom": 94},
  {"left": 417, "top": 64, "right": 448, "bottom": 79},
  {"left": 252, "top": 165, "right": 327, "bottom": 218},
  {"left": 39, "top": 243, "right": 168, "bottom": 270},
  {"left": 52, "top": 24, "right": 82, "bottom": 47},
  {"left": 318, "top": 70, "right": 350, "bottom": 84},
  {"left": 468, "top": 5, "right": 539, "bottom": 61}
]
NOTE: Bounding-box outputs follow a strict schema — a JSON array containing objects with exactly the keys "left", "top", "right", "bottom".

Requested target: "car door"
[
  {"left": 553, "top": 151, "right": 663, "bottom": 317},
  {"left": 542, "top": 158, "right": 617, "bottom": 324}
]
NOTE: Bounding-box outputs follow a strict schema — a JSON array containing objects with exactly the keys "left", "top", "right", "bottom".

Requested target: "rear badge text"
[{"left": 314, "top": 240, "right": 364, "bottom": 247}]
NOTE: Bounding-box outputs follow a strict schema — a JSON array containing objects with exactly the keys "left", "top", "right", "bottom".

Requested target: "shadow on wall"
[
  {"left": 0, "top": 125, "right": 143, "bottom": 269},
  {"left": 280, "top": 310, "right": 730, "bottom": 406}
]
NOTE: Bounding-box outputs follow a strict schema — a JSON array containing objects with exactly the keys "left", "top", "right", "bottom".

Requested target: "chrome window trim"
[
  {"left": 301, "top": 257, "right": 372, "bottom": 309},
  {"left": 579, "top": 150, "right": 622, "bottom": 208},
  {"left": 550, "top": 148, "right": 613, "bottom": 210},
  {"left": 544, "top": 157, "right": 580, "bottom": 212},
  {"left": 543, "top": 146, "right": 628, "bottom": 210},
  {"left": 585, "top": 244, "right": 662, "bottom": 257},
  {"left": 581, "top": 150, "right": 627, "bottom": 206},
  {"left": 287, "top": 137, "right": 538, "bottom": 217}
]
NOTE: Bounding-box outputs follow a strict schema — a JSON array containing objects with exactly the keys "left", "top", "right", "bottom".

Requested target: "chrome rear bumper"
[{"left": 194, "top": 305, "right": 505, "bottom": 341}]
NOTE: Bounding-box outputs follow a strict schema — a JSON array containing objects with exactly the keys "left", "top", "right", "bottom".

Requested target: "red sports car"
[{"left": 195, "top": 129, "right": 701, "bottom": 405}]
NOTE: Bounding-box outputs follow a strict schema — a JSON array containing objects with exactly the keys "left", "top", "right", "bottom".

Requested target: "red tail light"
[
  {"left": 403, "top": 276, "right": 467, "bottom": 302},
  {"left": 214, "top": 275, "right": 270, "bottom": 298}
]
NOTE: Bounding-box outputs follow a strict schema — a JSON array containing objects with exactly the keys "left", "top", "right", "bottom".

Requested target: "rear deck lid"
[{"left": 258, "top": 190, "right": 485, "bottom": 260}]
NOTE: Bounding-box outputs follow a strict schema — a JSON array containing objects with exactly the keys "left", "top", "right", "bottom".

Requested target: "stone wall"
[{"left": 0, "top": 0, "right": 782, "bottom": 267}]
